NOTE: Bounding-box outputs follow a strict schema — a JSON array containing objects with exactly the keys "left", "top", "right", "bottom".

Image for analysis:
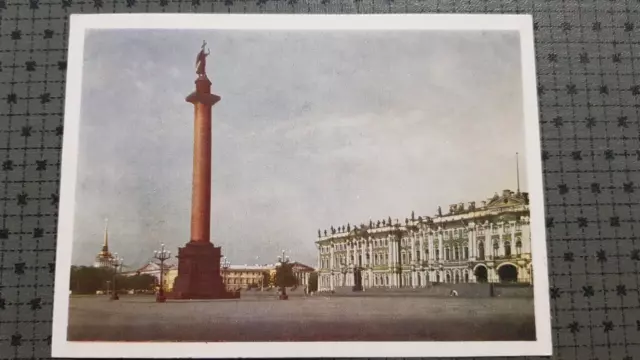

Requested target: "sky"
[{"left": 71, "top": 29, "right": 528, "bottom": 270}]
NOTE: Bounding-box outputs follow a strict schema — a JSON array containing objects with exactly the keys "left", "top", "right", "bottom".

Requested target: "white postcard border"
[{"left": 52, "top": 13, "right": 552, "bottom": 359}]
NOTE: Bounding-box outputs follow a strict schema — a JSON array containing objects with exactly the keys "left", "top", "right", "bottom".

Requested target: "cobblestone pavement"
[{"left": 67, "top": 295, "right": 536, "bottom": 342}]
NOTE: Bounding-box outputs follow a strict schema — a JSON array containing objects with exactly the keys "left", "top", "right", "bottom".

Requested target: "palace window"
[
  {"left": 504, "top": 241, "right": 511, "bottom": 257},
  {"left": 493, "top": 242, "right": 499, "bottom": 257},
  {"left": 464, "top": 246, "right": 469, "bottom": 260},
  {"left": 416, "top": 250, "right": 421, "bottom": 262},
  {"left": 434, "top": 248, "right": 439, "bottom": 260},
  {"left": 454, "top": 246, "right": 459, "bottom": 260},
  {"left": 445, "top": 247, "right": 450, "bottom": 261},
  {"left": 516, "top": 240, "right": 522, "bottom": 255},
  {"left": 478, "top": 242, "right": 485, "bottom": 260}
]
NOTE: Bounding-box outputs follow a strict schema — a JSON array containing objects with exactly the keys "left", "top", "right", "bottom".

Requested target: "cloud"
[{"left": 72, "top": 29, "right": 527, "bottom": 268}]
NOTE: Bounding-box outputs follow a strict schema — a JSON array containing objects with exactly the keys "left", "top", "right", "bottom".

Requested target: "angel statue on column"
[{"left": 195, "top": 40, "right": 210, "bottom": 77}]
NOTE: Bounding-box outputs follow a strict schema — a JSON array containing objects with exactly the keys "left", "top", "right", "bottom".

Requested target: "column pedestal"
[{"left": 172, "top": 242, "right": 234, "bottom": 299}]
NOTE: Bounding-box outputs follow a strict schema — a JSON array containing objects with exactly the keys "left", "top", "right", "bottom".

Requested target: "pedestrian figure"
[{"left": 449, "top": 289, "right": 459, "bottom": 297}]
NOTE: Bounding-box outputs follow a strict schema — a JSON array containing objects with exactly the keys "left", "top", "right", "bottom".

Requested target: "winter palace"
[{"left": 315, "top": 188, "right": 533, "bottom": 291}]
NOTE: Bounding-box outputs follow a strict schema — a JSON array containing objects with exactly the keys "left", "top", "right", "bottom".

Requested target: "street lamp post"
[
  {"left": 221, "top": 256, "right": 231, "bottom": 291},
  {"left": 276, "top": 250, "right": 290, "bottom": 300},
  {"left": 110, "top": 254, "right": 123, "bottom": 301},
  {"left": 153, "top": 243, "right": 171, "bottom": 303}
]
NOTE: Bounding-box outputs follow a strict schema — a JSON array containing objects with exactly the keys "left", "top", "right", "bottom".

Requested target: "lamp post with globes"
[
  {"left": 110, "top": 254, "right": 124, "bottom": 301},
  {"left": 153, "top": 243, "right": 171, "bottom": 303},
  {"left": 276, "top": 250, "right": 290, "bottom": 300},
  {"left": 221, "top": 256, "right": 231, "bottom": 291}
]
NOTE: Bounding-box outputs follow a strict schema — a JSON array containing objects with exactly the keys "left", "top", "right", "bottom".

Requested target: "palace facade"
[{"left": 315, "top": 189, "right": 533, "bottom": 291}]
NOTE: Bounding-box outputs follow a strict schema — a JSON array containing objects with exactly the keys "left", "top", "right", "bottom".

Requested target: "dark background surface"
[{"left": 0, "top": 1, "right": 639, "bottom": 359}]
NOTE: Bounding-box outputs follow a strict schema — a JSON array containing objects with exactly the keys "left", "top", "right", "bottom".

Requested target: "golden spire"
[{"left": 101, "top": 218, "right": 109, "bottom": 253}]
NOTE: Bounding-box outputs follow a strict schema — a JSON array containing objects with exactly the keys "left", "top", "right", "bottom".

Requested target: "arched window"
[
  {"left": 493, "top": 241, "right": 499, "bottom": 257},
  {"left": 416, "top": 250, "right": 421, "bottom": 262},
  {"left": 516, "top": 240, "right": 522, "bottom": 256},
  {"left": 454, "top": 246, "right": 459, "bottom": 260},
  {"left": 464, "top": 246, "right": 469, "bottom": 259},
  {"left": 434, "top": 247, "right": 439, "bottom": 260},
  {"left": 478, "top": 242, "right": 485, "bottom": 260},
  {"left": 445, "top": 247, "right": 450, "bottom": 261},
  {"left": 504, "top": 241, "right": 511, "bottom": 257}
]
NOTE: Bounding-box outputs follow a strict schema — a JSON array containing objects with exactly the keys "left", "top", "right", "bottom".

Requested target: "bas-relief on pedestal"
[{"left": 171, "top": 42, "right": 238, "bottom": 300}]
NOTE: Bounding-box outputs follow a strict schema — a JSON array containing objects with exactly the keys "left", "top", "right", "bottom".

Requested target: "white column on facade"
[
  {"left": 368, "top": 239, "right": 373, "bottom": 268},
  {"left": 499, "top": 222, "right": 505, "bottom": 256},
  {"left": 420, "top": 232, "right": 426, "bottom": 287},
  {"left": 511, "top": 221, "right": 516, "bottom": 257},
  {"left": 397, "top": 238, "right": 401, "bottom": 287},
  {"left": 367, "top": 238, "right": 373, "bottom": 288},
  {"left": 329, "top": 244, "right": 335, "bottom": 290},
  {"left": 360, "top": 240, "right": 365, "bottom": 267},
  {"left": 438, "top": 231, "right": 444, "bottom": 262},
  {"left": 467, "top": 225, "right": 474, "bottom": 259},
  {"left": 387, "top": 235, "right": 393, "bottom": 287},
  {"left": 410, "top": 234, "right": 416, "bottom": 287},
  {"left": 471, "top": 223, "right": 477, "bottom": 259},
  {"left": 411, "top": 233, "right": 416, "bottom": 264},
  {"left": 419, "top": 232, "right": 425, "bottom": 265},
  {"left": 389, "top": 237, "right": 395, "bottom": 288}
]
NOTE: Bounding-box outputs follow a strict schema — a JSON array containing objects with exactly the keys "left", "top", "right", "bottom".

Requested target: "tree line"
[
  {"left": 70, "top": 264, "right": 320, "bottom": 294},
  {"left": 70, "top": 266, "right": 156, "bottom": 294}
]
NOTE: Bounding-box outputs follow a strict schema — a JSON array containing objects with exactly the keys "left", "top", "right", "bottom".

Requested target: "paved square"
[{"left": 67, "top": 294, "right": 536, "bottom": 342}]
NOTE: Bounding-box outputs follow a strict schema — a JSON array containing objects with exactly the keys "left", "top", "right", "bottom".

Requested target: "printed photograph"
[{"left": 52, "top": 14, "right": 551, "bottom": 358}]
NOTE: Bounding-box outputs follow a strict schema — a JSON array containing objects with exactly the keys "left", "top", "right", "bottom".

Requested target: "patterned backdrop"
[{"left": 1, "top": 1, "right": 639, "bottom": 359}]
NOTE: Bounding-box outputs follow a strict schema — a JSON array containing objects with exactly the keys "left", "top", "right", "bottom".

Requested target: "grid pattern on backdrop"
[{"left": 1, "top": 1, "right": 640, "bottom": 359}]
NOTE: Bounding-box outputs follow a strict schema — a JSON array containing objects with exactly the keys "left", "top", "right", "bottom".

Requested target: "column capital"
[{"left": 186, "top": 92, "right": 221, "bottom": 106}]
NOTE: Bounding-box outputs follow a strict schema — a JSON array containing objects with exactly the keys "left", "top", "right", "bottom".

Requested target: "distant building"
[
  {"left": 121, "top": 261, "right": 176, "bottom": 289},
  {"left": 94, "top": 219, "right": 115, "bottom": 268},
  {"left": 315, "top": 189, "right": 532, "bottom": 291},
  {"left": 164, "top": 268, "right": 179, "bottom": 292},
  {"left": 291, "top": 262, "right": 315, "bottom": 287},
  {"left": 223, "top": 264, "right": 272, "bottom": 291},
  {"left": 221, "top": 262, "right": 316, "bottom": 291}
]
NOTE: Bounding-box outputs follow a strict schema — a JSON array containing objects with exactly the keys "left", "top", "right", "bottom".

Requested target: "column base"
[{"left": 170, "top": 242, "right": 239, "bottom": 300}]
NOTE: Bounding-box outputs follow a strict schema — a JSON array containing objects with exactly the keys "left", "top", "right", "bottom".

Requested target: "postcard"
[{"left": 52, "top": 13, "right": 552, "bottom": 358}]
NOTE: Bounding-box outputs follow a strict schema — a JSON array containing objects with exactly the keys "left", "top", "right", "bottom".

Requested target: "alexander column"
[{"left": 172, "top": 41, "right": 236, "bottom": 299}]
